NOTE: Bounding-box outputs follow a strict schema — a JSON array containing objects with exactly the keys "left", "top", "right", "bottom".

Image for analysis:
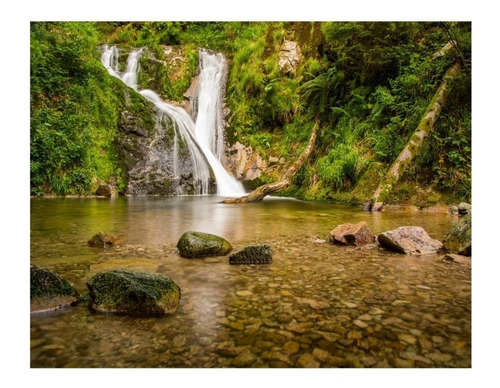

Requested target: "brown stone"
[
  {"left": 442, "top": 253, "right": 471, "bottom": 266},
  {"left": 95, "top": 184, "right": 114, "bottom": 197},
  {"left": 283, "top": 341, "right": 301, "bottom": 354},
  {"left": 296, "top": 353, "right": 320, "bottom": 368},
  {"left": 88, "top": 232, "right": 119, "bottom": 248},
  {"left": 329, "top": 221, "right": 373, "bottom": 246}
]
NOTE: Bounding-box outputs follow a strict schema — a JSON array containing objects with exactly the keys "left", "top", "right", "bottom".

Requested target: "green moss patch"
[
  {"left": 177, "top": 231, "right": 232, "bottom": 258},
  {"left": 30, "top": 265, "right": 79, "bottom": 312},
  {"left": 86, "top": 269, "right": 181, "bottom": 316}
]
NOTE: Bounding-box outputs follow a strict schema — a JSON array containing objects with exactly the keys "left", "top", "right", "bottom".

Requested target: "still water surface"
[{"left": 30, "top": 196, "right": 470, "bottom": 367}]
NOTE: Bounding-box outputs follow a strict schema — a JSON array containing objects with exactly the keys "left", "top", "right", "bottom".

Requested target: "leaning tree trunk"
[
  {"left": 367, "top": 62, "right": 462, "bottom": 211},
  {"left": 223, "top": 119, "right": 320, "bottom": 204}
]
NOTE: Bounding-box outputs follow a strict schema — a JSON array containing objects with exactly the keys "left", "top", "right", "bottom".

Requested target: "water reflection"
[{"left": 30, "top": 196, "right": 468, "bottom": 368}]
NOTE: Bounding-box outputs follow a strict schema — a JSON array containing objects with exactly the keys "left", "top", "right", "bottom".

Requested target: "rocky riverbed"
[{"left": 31, "top": 236, "right": 470, "bottom": 368}]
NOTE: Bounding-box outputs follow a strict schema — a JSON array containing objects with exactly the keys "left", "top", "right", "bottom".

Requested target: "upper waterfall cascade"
[{"left": 100, "top": 45, "right": 245, "bottom": 196}]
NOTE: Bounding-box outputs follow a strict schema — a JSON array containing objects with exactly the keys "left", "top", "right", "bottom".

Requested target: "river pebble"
[{"left": 31, "top": 232, "right": 470, "bottom": 368}]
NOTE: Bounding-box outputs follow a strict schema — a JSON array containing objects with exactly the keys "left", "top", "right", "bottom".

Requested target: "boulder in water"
[
  {"left": 377, "top": 226, "right": 443, "bottom": 255},
  {"left": 329, "top": 221, "right": 373, "bottom": 246},
  {"left": 86, "top": 269, "right": 180, "bottom": 316},
  {"left": 229, "top": 245, "right": 273, "bottom": 265},
  {"left": 88, "top": 232, "right": 119, "bottom": 248},
  {"left": 443, "top": 213, "right": 471, "bottom": 256},
  {"left": 30, "top": 265, "right": 79, "bottom": 312},
  {"left": 177, "top": 231, "right": 232, "bottom": 258}
]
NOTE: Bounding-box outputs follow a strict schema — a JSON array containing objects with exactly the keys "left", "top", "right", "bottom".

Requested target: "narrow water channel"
[{"left": 30, "top": 197, "right": 470, "bottom": 367}]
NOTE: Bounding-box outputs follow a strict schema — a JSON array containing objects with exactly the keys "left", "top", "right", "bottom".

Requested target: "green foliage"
[
  {"left": 31, "top": 22, "right": 126, "bottom": 196},
  {"left": 414, "top": 107, "right": 471, "bottom": 201},
  {"left": 31, "top": 21, "right": 471, "bottom": 205},
  {"left": 300, "top": 66, "right": 346, "bottom": 121},
  {"left": 316, "top": 145, "right": 367, "bottom": 192}
]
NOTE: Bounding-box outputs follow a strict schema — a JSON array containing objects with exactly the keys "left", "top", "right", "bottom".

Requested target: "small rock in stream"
[
  {"left": 88, "top": 232, "right": 119, "bottom": 248},
  {"left": 229, "top": 245, "right": 272, "bottom": 265}
]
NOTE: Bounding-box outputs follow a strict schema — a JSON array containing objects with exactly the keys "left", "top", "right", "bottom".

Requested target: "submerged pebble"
[{"left": 31, "top": 202, "right": 470, "bottom": 368}]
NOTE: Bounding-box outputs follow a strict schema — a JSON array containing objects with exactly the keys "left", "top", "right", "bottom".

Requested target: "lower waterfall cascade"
[{"left": 100, "top": 45, "right": 245, "bottom": 196}]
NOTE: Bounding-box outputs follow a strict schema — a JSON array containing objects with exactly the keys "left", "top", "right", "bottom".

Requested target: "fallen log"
[
  {"left": 223, "top": 119, "right": 320, "bottom": 203},
  {"left": 366, "top": 62, "right": 462, "bottom": 211}
]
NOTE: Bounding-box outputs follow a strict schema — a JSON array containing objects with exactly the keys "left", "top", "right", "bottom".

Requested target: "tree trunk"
[
  {"left": 223, "top": 119, "right": 320, "bottom": 204},
  {"left": 366, "top": 62, "right": 462, "bottom": 211}
]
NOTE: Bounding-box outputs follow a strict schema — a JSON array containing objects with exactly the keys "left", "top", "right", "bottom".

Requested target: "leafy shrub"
[{"left": 316, "top": 145, "right": 366, "bottom": 191}]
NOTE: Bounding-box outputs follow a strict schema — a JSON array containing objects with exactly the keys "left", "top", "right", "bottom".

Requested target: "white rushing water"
[
  {"left": 100, "top": 45, "right": 245, "bottom": 196},
  {"left": 194, "top": 49, "right": 246, "bottom": 196}
]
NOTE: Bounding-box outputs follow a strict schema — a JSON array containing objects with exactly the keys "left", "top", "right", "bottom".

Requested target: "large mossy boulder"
[
  {"left": 443, "top": 214, "right": 471, "bottom": 256},
  {"left": 30, "top": 265, "right": 79, "bottom": 312},
  {"left": 86, "top": 269, "right": 180, "bottom": 316},
  {"left": 377, "top": 226, "right": 443, "bottom": 255},
  {"left": 177, "top": 231, "right": 232, "bottom": 258},
  {"left": 229, "top": 245, "right": 273, "bottom": 265}
]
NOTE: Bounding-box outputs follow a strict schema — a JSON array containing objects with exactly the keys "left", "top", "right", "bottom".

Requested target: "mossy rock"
[
  {"left": 177, "top": 231, "right": 232, "bottom": 258},
  {"left": 443, "top": 214, "right": 471, "bottom": 256},
  {"left": 229, "top": 245, "right": 272, "bottom": 265},
  {"left": 88, "top": 232, "right": 119, "bottom": 248},
  {"left": 86, "top": 269, "right": 180, "bottom": 316},
  {"left": 30, "top": 265, "right": 79, "bottom": 312}
]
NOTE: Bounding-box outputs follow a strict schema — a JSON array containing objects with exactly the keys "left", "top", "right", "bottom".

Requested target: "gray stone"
[
  {"left": 377, "top": 226, "right": 443, "bottom": 255},
  {"left": 86, "top": 269, "right": 180, "bottom": 316},
  {"left": 278, "top": 40, "right": 303, "bottom": 74},
  {"left": 177, "top": 231, "right": 232, "bottom": 258},
  {"left": 229, "top": 245, "right": 272, "bottom": 265}
]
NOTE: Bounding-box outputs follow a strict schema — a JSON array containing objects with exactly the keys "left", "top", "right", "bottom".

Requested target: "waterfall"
[
  {"left": 100, "top": 45, "right": 245, "bottom": 197},
  {"left": 139, "top": 89, "right": 212, "bottom": 195},
  {"left": 194, "top": 49, "right": 246, "bottom": 196}
]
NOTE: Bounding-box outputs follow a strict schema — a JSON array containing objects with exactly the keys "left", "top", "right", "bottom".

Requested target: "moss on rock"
[
  {"left": 177, "top": 231, "right": 232, "bottom": 258},
  {"left": 86, "top": 269, "right": 181, "bottom": 316},
  {"left": 229, "top": 244, "right": 272, "bottom": 264},
  {"left": 88, "top": 232, "right": 119, "bottom": 248},
  {"left": 443, "top": 214, "right": 471, "bottom": 256},
  {"left": 30, "top": 265, "right": 79, "bottom": 312}
]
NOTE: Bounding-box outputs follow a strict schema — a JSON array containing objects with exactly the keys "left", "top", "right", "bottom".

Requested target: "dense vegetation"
[
  {"left": 30, "top": 22, "right": 127, "bottom": 195},
  {"left": 30, "top": 21, "right": 471, "bottom": 205}
]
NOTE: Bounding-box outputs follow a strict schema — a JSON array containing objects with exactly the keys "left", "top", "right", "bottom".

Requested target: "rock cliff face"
[
  {"left": 278, "top": 40, "right": 303, "bottom": 74},
  {"left": 115, "top": 80, "right": 215, "bottom": 195},
  {"left": 225, "top": 142, "right": 267, "bottom": 181}
]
